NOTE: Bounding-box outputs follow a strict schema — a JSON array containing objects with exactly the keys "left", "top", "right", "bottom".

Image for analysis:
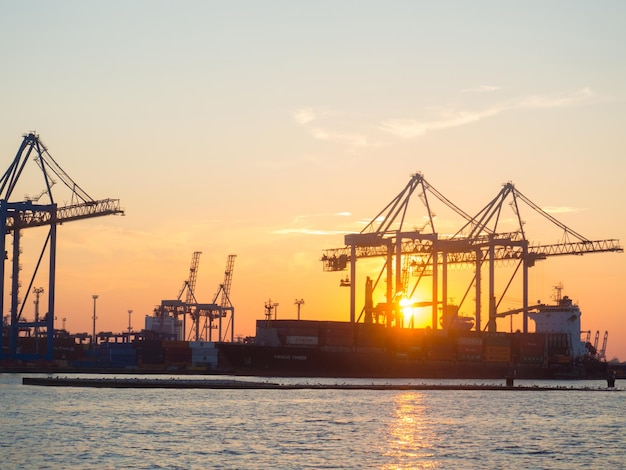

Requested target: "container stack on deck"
[{"left": 215, "top": 319, "right": 613, "bottom": 379}]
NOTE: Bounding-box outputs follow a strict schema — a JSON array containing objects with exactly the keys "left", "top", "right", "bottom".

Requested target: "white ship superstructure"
[{"left": 528, "top": 290, "right": 588, "bottom": 359}]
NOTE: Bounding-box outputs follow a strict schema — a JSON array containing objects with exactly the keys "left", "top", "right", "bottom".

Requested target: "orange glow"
[
  {"left": 399, "top": 297, "right": 413, "bottom": 327},
  {"left": 383, "top": 392, "right": 439, "bottom": 468},
  {"left": 399, "top": 298, "right": 434, "bottom": 329}
]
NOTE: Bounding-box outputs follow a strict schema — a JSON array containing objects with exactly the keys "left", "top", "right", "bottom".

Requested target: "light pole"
[
  {"left": 128, "top": 309, "right": 133, "bottom": 335},
  {"left": 294, "top": 299, "right": 305, "bottom": 320},
  {"left": 92, "top": 294, "right": 98, "bottom": 346}
]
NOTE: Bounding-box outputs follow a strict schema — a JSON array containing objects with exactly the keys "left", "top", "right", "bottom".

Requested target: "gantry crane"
[
  {"left": 599, "top": 331, "right": 608, "bottom": 361},
  {"left": 0, "top": 133, "right": 124, "bottom": 360},
  {"left": 322, "top": 173, "right": 621, "bottom": 334},
  {"left": 157, "top": 253, "right": 237, "bottom": 342},
  {"left": 206, "top": 254, "right": 236, "bottom": 342},
  {"left": 182, "top": 251, "right": 202, "bottom": 339}
]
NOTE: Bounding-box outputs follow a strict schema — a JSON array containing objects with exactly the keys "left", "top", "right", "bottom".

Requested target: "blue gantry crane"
[{"left": 0, "top": 133, "right": 123, "bottom": 361}]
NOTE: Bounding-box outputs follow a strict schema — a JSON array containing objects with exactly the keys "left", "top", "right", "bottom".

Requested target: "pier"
[{"left": 22, "top": 376, "right": 621, "bottom": 391}]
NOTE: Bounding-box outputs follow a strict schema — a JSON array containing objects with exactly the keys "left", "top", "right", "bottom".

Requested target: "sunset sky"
[{"left": 1, "top": 2, "right": 625, "bottom": 359}]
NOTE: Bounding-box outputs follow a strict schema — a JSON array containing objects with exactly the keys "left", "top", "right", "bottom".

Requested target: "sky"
[{"left": 1, "top": 1, "right": 625, "bottom": 359}]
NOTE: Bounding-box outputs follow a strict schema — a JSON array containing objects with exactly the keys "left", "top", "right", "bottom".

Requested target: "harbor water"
[{"left": 1, "top": 374, "right": 623, "bottom": 469}]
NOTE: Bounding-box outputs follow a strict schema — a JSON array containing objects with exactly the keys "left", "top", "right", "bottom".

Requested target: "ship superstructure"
[{"left": 529, "top": 286, "right": 588, "bottom": 360}]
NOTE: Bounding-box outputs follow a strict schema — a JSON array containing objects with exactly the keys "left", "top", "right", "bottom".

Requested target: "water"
[{"left": 1, "top": 374, "right": 623, "bottom": 469}]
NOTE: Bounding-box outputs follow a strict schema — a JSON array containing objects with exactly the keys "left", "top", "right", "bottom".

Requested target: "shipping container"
[
  {"left": 286, "top": 335, "right": 319, "bottom": 346},
  {"left": 483, "top": 333, "right": 511, "bottom": 347},
  {"left": 427, "top": 337, "right": 456, "bottom": 361},
  {"left": 484, "top": 345, "right": 511, "bottom": 362},
  {"left": 322, "top": 335, "right": 354, "bottom": 347}
]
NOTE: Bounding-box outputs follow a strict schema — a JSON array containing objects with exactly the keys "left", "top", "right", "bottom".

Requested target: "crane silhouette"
[
  {"left": 0, "top": 133, "right": 124, "bottom": 360},
  {"left": 322, "top": 173, "right": 621, "bottom": 333}
]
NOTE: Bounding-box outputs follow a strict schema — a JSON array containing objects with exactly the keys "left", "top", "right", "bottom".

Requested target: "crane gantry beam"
[
  {"left": 0, "top": 133, "right": 124, "bottom": 361},
  {"left": 322, "top": 236, "right": 622, "bottom": 270}
]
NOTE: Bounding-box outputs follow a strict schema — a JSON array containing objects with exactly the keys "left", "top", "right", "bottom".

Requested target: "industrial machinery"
[
  {"left": 151, "top": 252, "right": 236, "bottom": 342},
  {"left": 321, "top": 173, "right": 622, "bottom": 334},
  {"left": 0, "top": 133, "right": 123, "bottom": 360}
]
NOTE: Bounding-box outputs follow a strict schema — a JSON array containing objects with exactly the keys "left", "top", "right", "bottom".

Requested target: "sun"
[{"left": 398, "top": 297, "right": 433, "bottom": 329}]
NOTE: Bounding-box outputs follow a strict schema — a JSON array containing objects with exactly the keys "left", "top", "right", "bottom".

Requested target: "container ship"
[
  {"left": 0, "top": 290, "right": 614, "bottom": 379},
  {"left": 215, "top": 292, "right": 613, "bottom": 380}
]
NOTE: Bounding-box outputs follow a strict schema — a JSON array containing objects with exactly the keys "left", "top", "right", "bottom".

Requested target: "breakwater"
[{"left": 22, "top": 376, "right": 620, "bottom": 391}]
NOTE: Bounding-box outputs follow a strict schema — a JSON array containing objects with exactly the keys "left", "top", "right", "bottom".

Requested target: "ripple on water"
[{"left": 0, "top": 376, "right": 623, "bottom": 469}]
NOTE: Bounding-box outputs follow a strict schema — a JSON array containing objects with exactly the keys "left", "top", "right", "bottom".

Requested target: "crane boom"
[
  {"left": 2, "top": 199, "right": 123, "bottom": 230},
  {"left": 322, "top": 237, "right": 622, "bottom": 271},
  {"left": 220, "top": 254, "right": 236, "bottom": 307}
]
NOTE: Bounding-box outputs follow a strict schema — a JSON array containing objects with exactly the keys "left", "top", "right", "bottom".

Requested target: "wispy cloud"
[
  {"left": 379, "top": 87, "right": 607, "bottom": 139},
  {"left": 543, "top": 206, "right": 582, "bottom": 214},
  {"left": 293, "top": 108, "right": 317, "bottom": 125},
  {"left": 293, "top": 88, "right": 609, "bottom": 146},
  {"left": 309, "top": 127, "right": 379, "bottom": 148},
  {"left": 273, "top": 212, "right": 357, "bottom": 236},
  {"left": 293, "top": 107, "right": 381, "bottom": 150},
  {"left": 272, "top": 228, "right": 351, "bottom": 236},
  {"left": 463, "top": 85, "right": 502, "bottom": 93},
  {"left": 518, "top": 87, "right": 598, "bottom": 109},
  {"left": 378, "top": 105, "right": 505, "bottom": 138}
]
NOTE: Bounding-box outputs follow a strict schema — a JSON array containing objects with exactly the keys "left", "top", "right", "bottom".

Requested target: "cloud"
[
  {"left": 272, "top": 228, "right": 350, "bottom": 236},
  {"left": 518, "top": 87, "right": 598, "bottom": 109},
  {"left": 273, "top": 212, "right": 357, "bottom": 236},
  {"left": 378, "top": 105, "right": 505, "bottom": 138},
  {"left": 379, "top": 87, "right": 606, "bottom": 139},
  {"left": 293, "top": 108, "right": 317, "bottom": 125},
  {"left": 310, "top": 127, "right": 379, "bottom": 148},
  {"left": 542, "top": 206, "right": 582, "bottom": 214},
  {"left": 293, "top": 88, "right": 609, "bottom": 147},
  {"left": 463, "top": 85, "right": 502, "bottom": 93},
  {"left": 293, "top": 107, "right": 381, "bottom": 150}
]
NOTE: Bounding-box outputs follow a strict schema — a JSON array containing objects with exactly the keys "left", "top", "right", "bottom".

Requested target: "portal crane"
[
  {"left": 207, "top": 254, "right": 236, "bottom": 342},
  {"left": 322, "top": 173, "right": 621, "bottom": 334},
  {"left": 181, "top": 251, "right": 202, "bottom": 339},
  {"left": 599, "top": 331, "right": 608, "bottom": 361},
  {"left": 0, "top": 133, "right": 124, "bottom": 360}
]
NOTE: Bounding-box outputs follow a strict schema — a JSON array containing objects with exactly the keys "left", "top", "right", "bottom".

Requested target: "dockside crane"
[
  {"left": 599, "top": 331, "right": 608, "bottom": 361},
  {"left": 0, "top": 133, "right": 124, "bottom": 360},
  {"left": 207, "top": 254, "right": 236, "bottom": 342},
  {"left": 158, "top": 253, "right": 237, "bottom": 342},
  {"left": 322, "top": 173, "right": 477, "bottom": 326},
  {"left": 181, "top": 251, "right": 202, "bottom": 339},
  {"left": 459, "top": 183, "right": 621, "bottom": 333},
  {"left": 322, "top": 173, "right": 621, "bottom": 334}
]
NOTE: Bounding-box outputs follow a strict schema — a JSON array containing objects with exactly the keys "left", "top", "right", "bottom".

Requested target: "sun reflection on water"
[{"left": 382, "top": 392, "right": 440, "bottom": 469}]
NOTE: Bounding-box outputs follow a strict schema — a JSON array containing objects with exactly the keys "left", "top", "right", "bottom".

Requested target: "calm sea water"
[{"left": 0, "top": 374, "right": 623, "bottom": 469}]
